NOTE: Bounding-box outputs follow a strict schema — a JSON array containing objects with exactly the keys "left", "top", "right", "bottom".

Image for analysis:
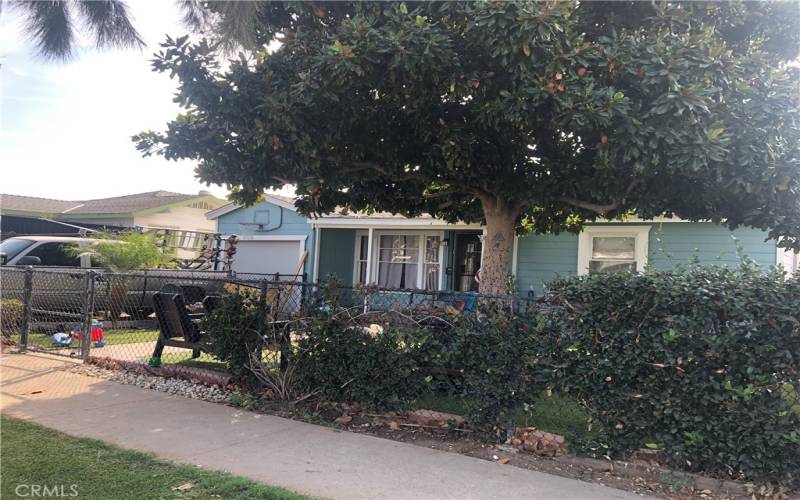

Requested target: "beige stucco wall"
[{"left": 134, "top": 206, "right": 217, "bottom": 232}]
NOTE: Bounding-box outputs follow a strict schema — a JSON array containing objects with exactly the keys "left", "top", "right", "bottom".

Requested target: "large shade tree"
[{"left": 136, "top": 1, "right": 800, "bottom": 293}]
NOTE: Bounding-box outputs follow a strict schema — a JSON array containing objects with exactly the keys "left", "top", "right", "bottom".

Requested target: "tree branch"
[
  {"left": 321, "top": 157, "right": 409, "bottom": 180},
  {"left": 557, "top": 178, "right": 641, "bottom": 215}
]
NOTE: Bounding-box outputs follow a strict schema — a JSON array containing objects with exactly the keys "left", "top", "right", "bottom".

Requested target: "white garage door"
[{"left": 231, "top": 239, "right": 304, "bottom": 277}]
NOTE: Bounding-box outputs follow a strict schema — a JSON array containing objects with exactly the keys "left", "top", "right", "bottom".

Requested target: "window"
[
  {"left": 355, "top": 234, "right": 369, "bottom": 284},
  {"left": 178, "top": 231, "right": 203, "bottom": 250},
  {"left": 378, "top": 235, "right": 419, "bottom": 289},
  {"left": 577, "top": 226, "right": 651, "bottom": 276},
  {"left": 0, "top": 238, "right": 35, "bottom": 263},
  {"left": 24, "top": 243, "right": 81, "bottom": 267},
  {"left": 353, "top": 232, "right": 442, "bottom": 289},
  {"left": 423, "top": 236, "right": 441, "bottom": 290}
]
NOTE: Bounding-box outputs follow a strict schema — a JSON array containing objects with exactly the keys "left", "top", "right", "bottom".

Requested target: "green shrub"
[
  {"left": 446, "top": 313, "right": 547, "bottom": 434},
  {"left": 543, "top": 264, "right": 800, "bottom": 486},
  {"left": 293, "top": 314, "right": 426, "bottom": 409},
  {"left": 291, "top": 307, "right": 551, "bottom": 432},
  {"left": 0, "top": 298, "right": 23, "bottom": 337},
  {"left": 200, "top": 291, "right": 263, "bottom": 382}
]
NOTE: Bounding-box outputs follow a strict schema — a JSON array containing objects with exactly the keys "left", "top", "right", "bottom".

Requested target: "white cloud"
[{"left": 0, "top": 0, "right": 229, "bottom": 200}]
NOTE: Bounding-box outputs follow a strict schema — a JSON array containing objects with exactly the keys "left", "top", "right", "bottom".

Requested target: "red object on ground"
[{"left": 71, "top": 326, "right": 105, "bottom": 342}]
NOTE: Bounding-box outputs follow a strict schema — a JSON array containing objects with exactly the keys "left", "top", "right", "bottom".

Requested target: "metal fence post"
[
  {"left": 18, "top": 268, "right": 34, "bottom": 352},
  {"left": 81, "top": 270, "right": 96, "bottom": 362},
  {"left": 272, "top": 273, "right": 282, "bottom": 315},
  {"left": 257, "top": 278, "right": 268, "bottom": 338}
]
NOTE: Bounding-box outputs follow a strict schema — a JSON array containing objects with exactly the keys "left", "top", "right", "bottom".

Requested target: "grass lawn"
[
  {"left": 159, "top": 352, "right": 229, "bottom": 373},
  {"left": 161, "top": 349, "right": 284, "bottom": 374},
  {"left": 13, "top": 329, "right": 160, "bottom": 350},
  {"left": 1, "top": 416, "right": 311, "bottom": 500},
  {"left": 411, "top": 391, "right": 598, "bottom": 440}
]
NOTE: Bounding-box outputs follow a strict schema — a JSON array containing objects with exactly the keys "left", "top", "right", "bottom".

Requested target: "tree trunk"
[{"left": 478, "top": 198, "right": 519, "bottom": 295}]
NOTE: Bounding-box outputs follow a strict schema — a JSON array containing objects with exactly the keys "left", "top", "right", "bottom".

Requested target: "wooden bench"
[{"left": 149, "top": 292, "right": 204, "bottom": 367}]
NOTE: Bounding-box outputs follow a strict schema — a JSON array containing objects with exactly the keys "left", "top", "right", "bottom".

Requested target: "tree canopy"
[{"left": 135, "top": 1, "right": 800, "bottom": 292}]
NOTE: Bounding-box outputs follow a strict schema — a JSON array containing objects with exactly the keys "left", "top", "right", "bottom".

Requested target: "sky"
[{"left": 0, "top": 1, "right": 232, "bottom": 201}]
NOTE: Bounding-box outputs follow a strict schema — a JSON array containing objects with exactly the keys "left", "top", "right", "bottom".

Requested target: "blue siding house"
[{"left": 208, "top": 195, "right": 782, "bottom": 294}]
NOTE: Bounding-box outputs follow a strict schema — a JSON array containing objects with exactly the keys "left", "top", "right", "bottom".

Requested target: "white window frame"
[
  {"left": 353, "top": 230, "right": 370, "bottom": 285},
  {"left": 577, "top": 225, "right": 651, "bottom": 276},
  {"left": 353, "top": 230, "right": 445, "bottom": 290}
]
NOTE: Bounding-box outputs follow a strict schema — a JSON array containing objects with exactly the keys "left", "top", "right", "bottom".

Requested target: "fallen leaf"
[
  {"left": 172, "top": 483, "right": 194, "bottom": 491},
  {"left": 388, "top": 421, "right": 401, "bottom": 430},
  {"left": 334, "top": 415, "right": 353, "bottom": 425},
  {"left": 497, "top": 458, "right": 510, "bottom": 465}
]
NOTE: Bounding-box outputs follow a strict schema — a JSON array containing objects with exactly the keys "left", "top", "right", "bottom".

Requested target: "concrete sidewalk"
[{"left": 1, "top": 352, "right": 648, "bottom": 500}]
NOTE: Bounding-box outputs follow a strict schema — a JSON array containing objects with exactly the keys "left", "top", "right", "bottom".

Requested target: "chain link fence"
[{"left": 0, "top": 267, "right": 534, "bottom": 376}]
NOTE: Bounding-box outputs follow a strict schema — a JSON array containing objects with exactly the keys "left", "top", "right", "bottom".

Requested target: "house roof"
[
  {"left": 204, "top": 193, "right": 696, "bottom": 228},
  {"left": 207, "top": 193, "right": 299, "bottom": 219},
  {"left": 1, "top": 191, "right": 220, "bottom": 217},
  {"left": 0, "top": 194, "right": 83, "bottom": 215},
  {"left": 205, "top": 194, "right": 467, "bottom": 228}
]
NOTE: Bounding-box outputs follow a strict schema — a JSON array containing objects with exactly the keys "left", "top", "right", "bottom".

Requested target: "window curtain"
[{"left": 378, "top": 235, "right": 418, "bottom": 288}]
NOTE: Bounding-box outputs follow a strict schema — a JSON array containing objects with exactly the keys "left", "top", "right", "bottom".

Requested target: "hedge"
[{"left": 543, "top": 263, "right": 800, "bottom": 486}]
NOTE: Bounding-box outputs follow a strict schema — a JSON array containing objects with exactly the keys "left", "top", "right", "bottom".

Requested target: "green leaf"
[{"left": 707, "top": 128, "right": 725, "bottom": 141}]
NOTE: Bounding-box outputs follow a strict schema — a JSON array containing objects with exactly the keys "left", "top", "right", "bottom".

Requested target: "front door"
[{"left": 454, "top": 233, "right": 482, "bottom": 292}]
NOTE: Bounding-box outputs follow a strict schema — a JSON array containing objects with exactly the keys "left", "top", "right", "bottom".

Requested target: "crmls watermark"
[{"left": 14, "top": 484, "right": 79, "bottom": 497}]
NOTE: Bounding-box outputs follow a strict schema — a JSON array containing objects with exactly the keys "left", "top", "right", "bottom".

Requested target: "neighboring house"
[
  {"left": 209, "top": 195, "right": 782, "bottom": 295},
  {"left": 1, "top": 191, "right": 225, "bottom": 259}
]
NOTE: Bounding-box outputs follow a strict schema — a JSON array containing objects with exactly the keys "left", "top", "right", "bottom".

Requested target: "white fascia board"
[
  {"left": 594, "top": 215, "right": 696, "bottom": 224},
  {"left": 309, "top": 218, "right": 481, "bottom": 229},
  {"left": 206, "top": 203, "right": 240, "bottom": 220},
  {"left": 206, "top": 197, "right": 298, "bottom": 220}
]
